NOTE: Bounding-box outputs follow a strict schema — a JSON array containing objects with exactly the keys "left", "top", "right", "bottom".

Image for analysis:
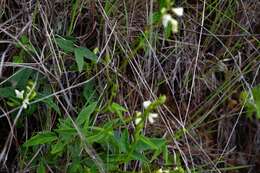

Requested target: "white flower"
[
  {"left": 148, "top": 113, "right": 158, "bottom": 124},
  {"left": 143, "top": 100, "right": 151, "bottom": 109},
  {"left": 157, "top": 168, "right": 163, "bottom": 173},
  {"left": 135, "top": 111, "right": 142, "bottom": 125},
  {"left": 15, "top": 89, "right": 24, "bottom": 99},
  {"left": 22, "top": 98, "right": 29, "bottom": 109},
  {"left": 135, "top": 117, "right": 142, "bottom": 125},
  {"left": 162, "top": 14, "right": 173, "bottom": 28},
  {"left": 172, "top": 7, "right": 184, "bottom": 16},
  {"left": 156, "top": 168, "right": 169, "bottom": 173},
  {"left": 162, "top": 14, "right": 179, "bottom": 33}
]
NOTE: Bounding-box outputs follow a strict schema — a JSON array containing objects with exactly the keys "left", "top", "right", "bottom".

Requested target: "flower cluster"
[
  {"left": 162, "top": 7, "right": 183, "bottom": 33},
  {"left": 15, "top": 89, "right": 30, "bottom": 109},
  {"left": 14, "top": 81, "right": 36, "bottom": 109},
  {"left": 134, "top": 100, "right": 159, "bottom": 125}
]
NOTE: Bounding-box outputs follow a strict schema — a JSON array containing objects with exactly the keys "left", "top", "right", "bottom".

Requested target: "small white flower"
[
  {"left": 156, "top": 168, "right": 169, "bottom": 173},
  {"left": 148, "top": 113, "right": 158, "bottom": 124},
  {"left": 143, "top": 100, "right": 152, "bottom": 109},
  {"left": 135, "top": 111, "right": 142, "bottom": 125},
  {"left": 157, "top": 168, "right": 163, "bottom": 173},
  {"left": 136, "top": 111, "right": 142, "bottom": 117},
  {"left": 172, "top": 7, "right": 184, "bottom": 16},
  {"left": 162, "top": 14, "right": 173, "bottom": 28},
  {"left": 15, "top": 89, "right": 24, "bottom": 99},
  {"left": 162, "top": 14, "right": 179, "bottom": 33},
  {"left": 22, "top": 98, "right": 29, "bottom": 109},
  {"left": 135, "top": 117, "right": 142, "bottom": 125}
]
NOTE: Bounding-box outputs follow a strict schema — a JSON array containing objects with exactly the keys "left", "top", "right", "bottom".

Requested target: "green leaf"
[
  {"left": 21, "top": 35, "right": 30, "bottom": 45},
  {"left": 252, "top": 86, "right": 260, "bottom": 119},
  {"left": 13, "top": 55, "right": 23, "bottom": 63},
  {"left": 16, "top": 35, "right": 29, "bottom": 48},
  {"left": 74, "top": 47, "right": 98, "bottom": 72},
  {"left": 51, "top": 141, "right": 65, "bottom": 155},
  {"left": 37, "top": 160, "right": 45, "bottom": 173},
  {"left": 0, "top": 87, "right": 15, "bottom": 98},
  {"left": 163, "top": 145, "right": 171, "bottom": 165},
  {"left": 87, "top": 131, "right": 107, "bottom": 143},
  {"left": 164, "top": 22, "right": 172, "bottom": 39},
  {"left": 152, "top": 11, "right": 162, "bottom": 24},
  {"left": 135, "top": 136, "right": 165, "bottom": 152},
  {"left": 69, "top": 160, "right": 82, "bottom": 173},
  {"left": 54, "top": 128, "right": 77, "bottom": 141},
  {"left": 74, "top": 47, "right": 85, "bottom": 72},
  {"left": 130, "top": 151, "right": 149, "bottom": 163},
  {"left": 76, "top": 102, "right": 97, "bottom": 127},
  {"left": 240, "top": 86, "right": 260, "bottom": 119},
  {"left": 83, "top": 81, "right": 97, "bottom": 104},
  {"left": 87, "top": 125, "right": 114, "bottom": 143},
  {"left": 108, "top": 103, "right": 127, "bottom": 123},
  {"left": 55, "top": 37, "right": 75, "bottom": 53},
  {"left": 119, "top": 129, "right": 129, "bottom": 153},
  {"left": 9, "top": 68, "right": 33, "bottom": 88},
  {"left": 159, "top": 0, "right": 171, "bottom": 9},
  {"left": 41, "top": 96, "right": 61, "bottom": 116},
  {"left": 23, "top": 131, "right": 57, "bottom": 147},
  {"left": 139, "top": 136, "right": 159, "bottom": 150}
]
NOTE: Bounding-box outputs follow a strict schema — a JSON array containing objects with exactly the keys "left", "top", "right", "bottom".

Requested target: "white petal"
[
  {"left": 157, "top": 168, "right": 163, "bottom": 173},
  {"left": 136, "top": 111, "right": 142, "bottom": 117},
  {"left": 22, "top": 98, "right": 29, "bottom": 109},
  {"left": 22, "top": 102, "right": 27, "bottom": 109},
  {"left": 172, "top": 7, "right": 184, "bottom": 16},
  {"left": 149, "top": 113, "right": 158, "bottom": 118},
  {"left": 135, "top": 117, "right": 142, "bottom": 125},
  {"left": 15, "top": 89, "right": 24, "bottom": 99},
  {"left": 24, "top": 98, "right": 29, "bottom": 104},
  {"left": 162, "top": 14, "right": 173, "bottom": 28},
  {"left": 170, "top": 18, "right": 178, "bottom": 33},
  {"left": 143, "top": 100, "right": 151, "bottom": 109},
  {"left": 148, "top": 116, "right": 155, "bottom": 124}
]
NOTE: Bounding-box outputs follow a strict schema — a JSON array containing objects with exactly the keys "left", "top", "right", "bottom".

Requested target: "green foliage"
[
  {"left": 0, "top": 87, "right": 15, "bottom": 98},
  {"left": 9, "top": 68, "right": 33, "bottom": 88},
  {"left": 83, "top": 81, "right": 98, "bottom": 104},
  {"left": 107, "top": 102, "right": 127, "bottom": 122},
  {"left": 22, "top": 98, "right": 172, "bottom": 172},
  {"left": 68, "top": 0, "right": 81, "bottom": 36},
  {"left": 23, "top": 131, "right": 57, "bottom": 147},
  {"left": 55, "top": 37, "right": 75, "bottom": 53},
  {"left": 159, "top": 0, "right": 172, "bottom": 9},
  {"left": 37, "top": 160, "right": 46, "bottom": 173},
  {"left": 13, "top": 35, "right": 36, "bottom": 63},
  {"left": 240, "top": 85, "right": 260, "bottom": 119},
  {"left": 74, "top": 47, "right": 98, "bottom": 72},
  {"left": 76, "top": 101, "right": 97, "bottom": 127},
  {"left": 55, "top": 36, "right": 98, "bottom": 72}
]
